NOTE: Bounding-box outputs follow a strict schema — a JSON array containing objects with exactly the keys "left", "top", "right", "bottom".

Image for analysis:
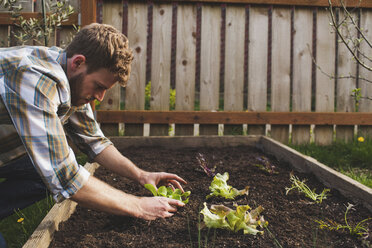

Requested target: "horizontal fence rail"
[{"left": 97, "top": 111, "right": 372, "bottom": 125}]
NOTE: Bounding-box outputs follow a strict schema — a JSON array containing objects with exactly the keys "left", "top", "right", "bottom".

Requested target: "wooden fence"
[
  {"left": 1, "top": 0, "right": 372, "bottom": 145},
  {"left": 95, "top": 0, "right": 372, "bottom": 145}
]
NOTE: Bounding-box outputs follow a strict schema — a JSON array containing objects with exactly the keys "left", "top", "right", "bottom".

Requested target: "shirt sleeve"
[
  {"left": 1, "top": 58, "right": 90, "bottom": 203},
  {"left": 64, "top": 104, "right": 112, "bottom": 161}
]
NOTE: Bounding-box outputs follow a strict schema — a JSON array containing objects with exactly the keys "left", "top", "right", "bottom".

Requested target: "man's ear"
[{"left": 70, "top": 54, "right": 86, "bottom": 72}]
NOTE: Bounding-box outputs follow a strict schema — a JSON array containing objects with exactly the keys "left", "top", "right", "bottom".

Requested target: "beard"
[{"left": 69, "top": 72, "right": 92, "bottom": 107}]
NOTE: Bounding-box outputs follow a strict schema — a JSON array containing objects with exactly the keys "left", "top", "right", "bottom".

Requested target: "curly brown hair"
[{"left": 65, "top": 23, "right": 133, "bottom": 87}]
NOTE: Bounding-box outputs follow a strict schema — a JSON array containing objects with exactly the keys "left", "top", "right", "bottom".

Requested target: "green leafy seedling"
[
  {"left": 207, "top": 172, "right": 249, "bottom": 200},
  {"left": 144, "top": 184, "right": 191, "bottom": 204},
  {"left": 200, "top": 202, "right": 268, "bottom": 235}
]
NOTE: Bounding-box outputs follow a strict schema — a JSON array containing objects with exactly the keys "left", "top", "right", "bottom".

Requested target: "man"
[{"left": 0, "top": 23, "right": 186, "bottom": 222}]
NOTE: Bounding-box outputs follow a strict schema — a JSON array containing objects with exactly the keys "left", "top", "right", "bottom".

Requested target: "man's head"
[{"left": 65, "top": 23, "right": 133, "bottom": 106}]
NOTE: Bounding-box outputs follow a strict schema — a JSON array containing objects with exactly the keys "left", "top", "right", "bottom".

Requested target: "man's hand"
[
  {"left": 139, "top": 171, "right": 187, "bottom": 192},
  {"left": 138, "top": 196, "right": 185, "bottom": 220},
  {"left": 71, "top": 176, "right": 185, "bottom": 220}
]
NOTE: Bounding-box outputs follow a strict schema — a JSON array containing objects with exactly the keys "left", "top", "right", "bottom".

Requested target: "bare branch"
[
  {"left": 328, "top": 0, "right": 372, "bottom": 71},
  {"left": 340, "top": 0, "right": 372, "bottom": 49},
  {"left": 307, "top": 44, "right": 372, "bottom": 84}
]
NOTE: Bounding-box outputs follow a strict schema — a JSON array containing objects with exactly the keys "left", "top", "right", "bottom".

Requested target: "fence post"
[
  {"left": 150, "top": 3, "right": 172, "bottom": 136},
  {"left": 292, "top": 8, "right": 312, "bottom": 145},
  {"left": 248, "top": 6, "right": 268, "bottom": 135},
  {"left": 335, "top": 10, "right": 357, "bottom": 142},
  {"left": 99, "top": 1, "right": 122, "bottom": 136},
  {"left": 175, "top": 4, "right": 196, "bottom": 136},
  {"left": 199, "top": 4, "right": 221, "bottom": 135},
  {"left": 358, "top": 10, "right": 372, "bottom": 140},
  {"left": 125, "top": 2, "right": 148, "bottom": 136},
  {"left": 270, "top": 7, "right": 291, "bottom": 144},
  {"left": 314, "top": 9, "right": 335, "bottom": 145},
  {"left": 224, "top": 5, "right": 245, "bottom": 135}
]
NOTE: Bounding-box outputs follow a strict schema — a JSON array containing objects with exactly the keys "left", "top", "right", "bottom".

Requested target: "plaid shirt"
[{"left": 0, "top": 46, "right": 112, "bottom": 202}]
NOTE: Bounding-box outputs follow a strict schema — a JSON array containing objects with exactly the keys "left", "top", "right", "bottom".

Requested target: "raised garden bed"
[{"left": 24, "top": 136, "right": 372, "bottom": 248}]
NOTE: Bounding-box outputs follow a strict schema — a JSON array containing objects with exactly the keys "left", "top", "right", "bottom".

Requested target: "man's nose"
[{"left": 94, "top": 89, "right": 106, "bottom": 101}]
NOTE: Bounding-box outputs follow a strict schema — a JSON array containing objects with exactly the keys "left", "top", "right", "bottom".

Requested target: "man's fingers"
[
  {"left": 167, "top": 204, "right": 178, "bottom": 213},
  {"left": 169, "top": 179, "right": 184, "bottom": 192},
  {"left": 168, "top": 199, "right": 185, "bottom": 208},
  {"left": 171, "top": 174, "right": 187, "bottom": 185},
  {"left": 162, "top": 173, "right": 187, "bottom": 185},
  {"left": 163, "top": 212, "right": 174, "bottom": 218}
]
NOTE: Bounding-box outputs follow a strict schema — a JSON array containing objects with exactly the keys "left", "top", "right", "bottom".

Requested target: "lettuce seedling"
[
  {"left": 200, "top": 202, "right": 268, "bottom": 235},
  {"left": 144, "top": 184, "right": 191, "bottom": 204},
  {"left": 207, "top": 172, "right": 249, "bottom": 200}
]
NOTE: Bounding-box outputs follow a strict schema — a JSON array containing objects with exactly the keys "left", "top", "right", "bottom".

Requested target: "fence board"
[
  {"left": 292, "top": 8, "right": 313, "bottom": 144},
  {"left": 199, "top": 5, "right": 221, "bottom": 135},
  {"left": 247, "top": 6, "right": 268, "bottom": 135},
  {"left": 99, "top": 0, "right": 122, "bottom": 136},
  {"left": 335, "top": 10, "right": 357, "bottom": 142},
  {"left": 315, "top": 9, "right": 335, "bottom": 145},
  {"left": 224, "top": 5, "right": 245, "bottom": 135},
  {"left": 0, "top": 26, "right": 8, "bottom": 46},
  {"left": 271, "top": 7, "right": 291, "bottom": 144},
  {"left": 358, "top": 10, "right": 372, "bottom": 138},
  {"left": 175, "top": 4, "right": 197, "bottom": 136},
  {"left": 125, "top": 2, "right": 148, "bottom": 136},
  {"left": 150, "top": 4, "right": 172, "bottom": 136}
]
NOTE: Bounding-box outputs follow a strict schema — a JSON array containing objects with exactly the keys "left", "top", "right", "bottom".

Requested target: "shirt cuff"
[{"left": 53, "top": 164, "right": 91, "bottom": 202}]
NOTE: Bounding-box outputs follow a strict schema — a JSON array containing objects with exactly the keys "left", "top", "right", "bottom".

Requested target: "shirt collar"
[{"left": 58, "top": 50, "right": 68, "bottom": 76}]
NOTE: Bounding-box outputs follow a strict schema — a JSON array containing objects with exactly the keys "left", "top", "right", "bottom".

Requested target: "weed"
[
  {"left": 285, "top": 172, "right": 330, "bottom": 204},
  {"left": 315, "top": 203, "right": 371, "bottom": 238}
]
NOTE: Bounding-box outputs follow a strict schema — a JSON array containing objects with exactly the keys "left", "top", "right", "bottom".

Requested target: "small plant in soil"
[
  {"left": 254, "top": 156, "right": 279, "bottom": 174},
  {"left": 207, "top": 172, "right": 249, "bottom": 200},
  {"left": 315, "top": 203, "right": 372, "bottom": 238},
  {"left": 200, "top": 202, "right": 268, "bottom": 235},
  {"left": 285, "top": 172, "right": 330, "bottom": 204},
  {"left": 195, "top": 152, "right": 217, "bottom": 177},
  {"left": 144, "top": 184, "right": 191, "bottom": 204}
]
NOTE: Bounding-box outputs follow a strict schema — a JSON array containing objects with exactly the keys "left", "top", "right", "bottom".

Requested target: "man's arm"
[
  {"left": 93, "top": 145, "right": 144, "bottom": 183},
  {"left": 93, "top": 145, "right": 187, "bottom": 191},
  {"left": 70, "top": 175, "right": 185, "bottom": 220}
]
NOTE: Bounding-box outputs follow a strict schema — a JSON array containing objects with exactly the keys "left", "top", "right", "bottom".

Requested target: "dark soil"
[{"left": 50, "top": 146, "right": 372, "bottom": 248}]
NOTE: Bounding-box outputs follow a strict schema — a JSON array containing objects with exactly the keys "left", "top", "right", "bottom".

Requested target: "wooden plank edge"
[
  {"left": 109, "top": 135, "right": 260, "bottom": 149},
  {"left": 22, "top": 162, "right": 100, "bottom": 248},
  {"left": 96, "top": 110, "right": 372, "bottom": 125},
  {"left": 125, "top": 0, "right": 372, "bottom": 8},
  {"left": 258, "top": 136, "right": 372, "bottom": 213}
]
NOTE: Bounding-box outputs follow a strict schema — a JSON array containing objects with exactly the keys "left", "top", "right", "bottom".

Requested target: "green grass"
[
  {"left": 0, "top": 154, "right": 89, "bottom": 248},
  {"left": 0, "top": 194, "right": 54, "bottom": 248},
  {"left": 290, "top": 139, "right": 372, "bottom": 188}
]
